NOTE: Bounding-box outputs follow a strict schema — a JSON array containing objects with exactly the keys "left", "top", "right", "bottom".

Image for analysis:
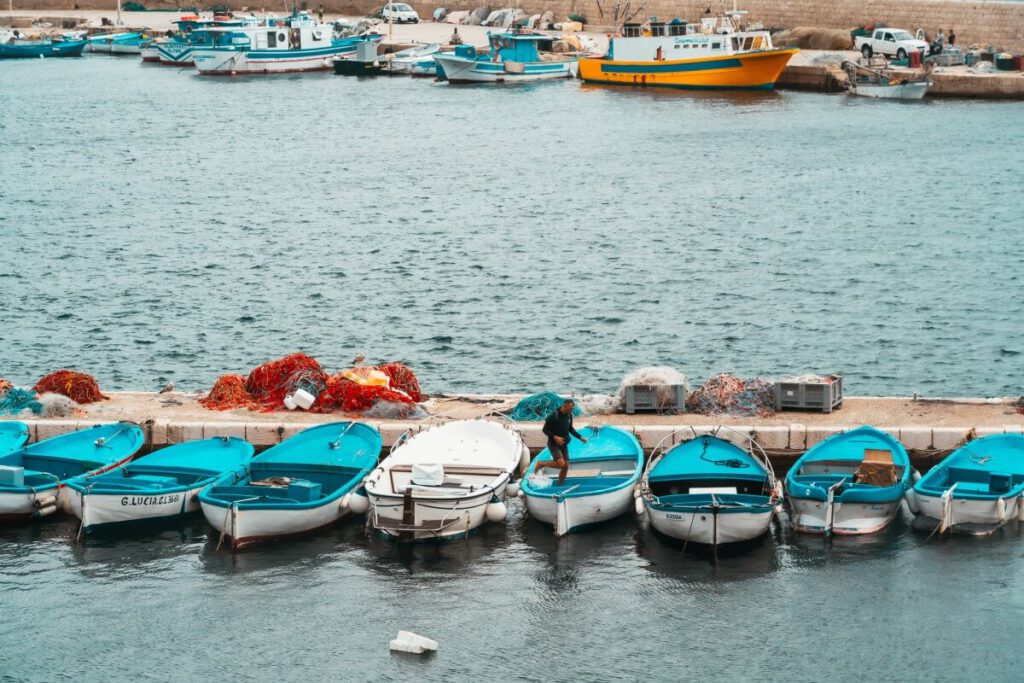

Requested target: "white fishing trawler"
[{"left": 192, "top": 11, "right": 379, "bottom": 75}]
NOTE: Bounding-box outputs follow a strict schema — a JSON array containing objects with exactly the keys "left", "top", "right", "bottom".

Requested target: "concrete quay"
[{"left": 4, "top": 392, "right": 1022, "bottom": 472}]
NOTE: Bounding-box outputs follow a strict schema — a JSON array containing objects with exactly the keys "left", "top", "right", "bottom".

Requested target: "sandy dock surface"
[{"left": 5, "top": 391, "right": 1021, "bottom": 429}]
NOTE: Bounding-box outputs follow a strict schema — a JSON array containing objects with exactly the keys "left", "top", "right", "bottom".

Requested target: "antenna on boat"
[{"left": 116, "top": 0, "right": 123, "bottom": 26}]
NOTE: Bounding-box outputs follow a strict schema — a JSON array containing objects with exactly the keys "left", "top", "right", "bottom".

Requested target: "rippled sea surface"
[
  {"left": 2, "top": 57, "right": 1024, "bottom": 681},
  {"left": 1, "top": 59, "right": 1022, "bottom": 396}
]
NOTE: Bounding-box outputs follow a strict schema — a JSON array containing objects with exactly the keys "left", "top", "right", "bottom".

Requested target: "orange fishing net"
[
  {"left": 34, "top": 370, "right": 108, "bottom": 404},
  {"left": 245, "top": 353, "right": 328, "bottom": 412},
  {"left": 0, "top": 378, "right": 12, "bottom": 394},
  {"left": 198, "top": 374, "right": 255, "bottom": 411},
  {"left": 377, "top": 362, "right": 424, "bottom": 402}
]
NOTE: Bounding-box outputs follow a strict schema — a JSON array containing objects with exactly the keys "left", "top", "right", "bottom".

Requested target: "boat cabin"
[
  {"left": 609, "top": 13, "right": 775, "bottom": 62},
  {"left": 486, "top": 31, "right": 554, "bottom": 64},
  {"left": 197, "top": 13, "right": 334, "bottom": 52}
]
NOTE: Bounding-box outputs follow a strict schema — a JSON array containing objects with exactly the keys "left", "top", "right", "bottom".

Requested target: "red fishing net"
[
  {"left": 339, "top": 382, "right": 415, "bottom": 413},
  {"left": 377, "top": 362, "right": 424, "bottom": 402},
  {"left": 34, "top": 370, "right": 108, "bottom": 404},
  {"left": 245, "top": 353, "right": 328, "bottom": 412},
  {"left": 198, "top": 374, "right": 254, "bottom": 411},
  {"left": 0, "top": 378, "right": 12, "bottom": 394}
]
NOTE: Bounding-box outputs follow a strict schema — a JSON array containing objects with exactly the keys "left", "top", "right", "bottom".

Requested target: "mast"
[{"left": 116, "top": 0, "right": 123, "bottom": 26}]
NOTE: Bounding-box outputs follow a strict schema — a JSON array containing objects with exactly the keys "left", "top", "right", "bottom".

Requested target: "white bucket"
[{"left": 292, "top": 388, "right": 316, "bottom": 410}]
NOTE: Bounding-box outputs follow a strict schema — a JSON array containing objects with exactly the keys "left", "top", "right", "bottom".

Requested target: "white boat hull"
[
  {"left": 193, "top": 46, "right": 354, "bottom": 74},
  {"left": 201, "top": 497, "right": 352, "bottom": 549},
  {"left": 915, "top": 491, "right": 1023, "bottom": 531},
  {"left": 789, "top": 497, "right": 901, "bottom": 535},
  {"left": 0, "top": 486, "right": 62, "bottom": 522},
  {"left": 525, "top": 485, "right": 635, "bottom": 535},
  {"left": 140, "top": 45, "right": 160, "bottom": 62},
  {"left": 645, "top": 500, "right": 773, "bottom": 544},
  {"left": 434, "top": 55, "right": 577, "bottom": 83},
  {"left": 369, "top": 479, "right": 509, "bottom": 542},
  {"left": 849, "top": 81, "right": 930, "bottom": 99},
  {"left": 66, "top": 485, "right": 203, "bottom": 532}
]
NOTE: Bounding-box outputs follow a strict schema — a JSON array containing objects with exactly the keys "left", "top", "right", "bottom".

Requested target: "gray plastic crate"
[
  {"left": 774, "top": 375, "right": 843, "bottom": 413},
  {"left": 624, "top": 385, "right": 687, "bottom": 414}
]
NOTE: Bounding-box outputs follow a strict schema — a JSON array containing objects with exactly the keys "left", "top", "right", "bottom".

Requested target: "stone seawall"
[{"left": 11, "top": 0, "right": 1024, "bottom": 50}]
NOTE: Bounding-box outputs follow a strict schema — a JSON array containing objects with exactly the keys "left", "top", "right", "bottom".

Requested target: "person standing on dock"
[
  {"left": 536, "top": 399, "right": 587, "bottom": 485},
  {"left": 948, "top": 29, "right": 956, "bottom": 47}
]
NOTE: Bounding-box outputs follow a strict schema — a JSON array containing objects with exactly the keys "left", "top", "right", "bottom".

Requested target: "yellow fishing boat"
[{"left": 579, "top": 11, "right": 797, "bottom": 91}]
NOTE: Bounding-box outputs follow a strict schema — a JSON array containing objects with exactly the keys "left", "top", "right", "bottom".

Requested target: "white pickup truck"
[{"left": 854, "top": 28, "right": 931, "bottom": 60}]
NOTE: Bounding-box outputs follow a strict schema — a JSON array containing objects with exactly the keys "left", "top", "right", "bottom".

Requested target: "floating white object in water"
[{"left": 390, "top": 630, "right": 438, "bottom": 654}]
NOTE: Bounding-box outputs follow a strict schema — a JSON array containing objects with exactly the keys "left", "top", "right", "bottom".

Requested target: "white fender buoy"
[
  {"left": 348, "top": 488, "right": 370, "bottom": 515},
  {"left": 486, "top": 496, "right": 508, "bottom": 523},
  {"left": 1018, "top": 495, "right": 1024, "bottom": 522},
  {"left": 506, "top": 481, "right": 520, "bottom": 497},
  {"left": 635, "top": 496, "right": 645, "bottom": 516},
  {"left": 905, "top": 489, "right": 920, "bottom": 515},
  {"left": 997, "top": 497, "right": 1007, "bottom": 525},
  {"left": 519, "top": 445, "right": 531, "bottom": 475},
  {"left": 912, "top": 469, "right": 922, "bottom": 482},
  {"left": 35, "top": 495, "right": 57, "bottom": 509},
  {"left": 35, "top": 505, "right": 57, "bottom": 518}
]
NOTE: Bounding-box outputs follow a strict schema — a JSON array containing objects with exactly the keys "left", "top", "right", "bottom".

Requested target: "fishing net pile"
[
  {"left": 0, "top": 379, "right": 11, "bottom": 395},
  {"left": 33, "top": 370, "right": 108, "bottom": 404},
  {"left": 198, "top": 353, "right": 425, "bottom": 417},
  {"left": 0, "top": 387, "right": 42, "bottom": 416},
  {"left": 508, "top": 392, "right": 581, "bottom": 421},
  {"left": 686, "top": 373, "right": 775, "bottom": 416}
]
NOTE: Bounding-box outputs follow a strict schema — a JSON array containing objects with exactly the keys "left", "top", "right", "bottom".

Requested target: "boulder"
[{"left": 772, "top": 26, "right": 853, "bottom": 50}]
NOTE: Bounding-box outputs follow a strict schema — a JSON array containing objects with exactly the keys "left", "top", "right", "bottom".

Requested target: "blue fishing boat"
[
  {"left": 0, "top": 422, "right": 144, "bottom": 523},
  {"left": 786, "top": 425, "right": 911, "bottom": 535},
  {"left": 433, "top": 31, "right": 578, "bottom": 83},
  {"left": 64, "top": 436, "right": 254, "bottom": 534},
  {"left": 641, "top": 431, "right": 780, "bottom": 547},
  {"left": 0, "top": 422, "right": 30, "bottom": 458},
  {"left": 85, "top": 31, "right": 142, "bottom": 54},
  {"left": 909, "top": 434, "right": 1024, "bottom": 535},
  {"left": 522, "top": 425, "right": 643, "bottom": 536},
  {"left": 199, "top": 422, "right": 380, "bottom": 549},
  {"left": 0, "top": 34, "right": 87, "bottom": 59}
]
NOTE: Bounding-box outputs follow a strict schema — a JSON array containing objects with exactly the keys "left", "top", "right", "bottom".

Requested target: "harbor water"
[
  {"left": 2, "top": 508, "right": 1024, "bottom": 681},
  {"left": 1, "top": 59, "right": 1023, "bottom": 396}
]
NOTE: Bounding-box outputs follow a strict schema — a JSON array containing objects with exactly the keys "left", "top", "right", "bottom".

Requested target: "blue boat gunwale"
[
  {"left": 913, "top": 433, "right": 1024, "bottom": 502},
  {"left": 198, "top": 421, "right": 381, "bottom": 511},
  {"left": 785, "top": 425, "right": 911, "bottom": 504},
  {"left": 0, "top": 421, "right": 30, "bottom": 455},
  {"left": 64, "top": 435, "right": 254, "bottom": 497},
  {"left": 520, "top": 425, "right": 643, "bottom": 500},
  {"left": 0, "top": 422, "right": 145, "bottom": 494}
]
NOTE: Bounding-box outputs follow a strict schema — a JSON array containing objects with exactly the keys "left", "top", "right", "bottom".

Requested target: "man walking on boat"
[{"left": 536, "top": 399, "right": 587, "bottom": 485}]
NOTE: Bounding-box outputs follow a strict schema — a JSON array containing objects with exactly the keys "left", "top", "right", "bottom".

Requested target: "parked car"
[
  {"left": 379, "top": 3, "right": 420, "bottom": 24},
  {"left": 854, "top": 28, "right": 930, "bottom": 60}
]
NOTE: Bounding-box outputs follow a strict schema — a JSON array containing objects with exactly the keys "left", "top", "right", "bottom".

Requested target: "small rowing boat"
[
  {"left": 198, "top": 422, "right": 380, "bottom": 549},
  {"left": 65, "top": 436, "right": 253, "bottom": 534},
  {"left": 434, "top": 31, "right": 578, "bottom": 83},
  {"left": 521, "top": 425, "right": 643, "bottom": 536},
  {"left": 388, "top": 42, "right": 439, "bottom": 76},
  {"left": 0, "top": 422, "right": 30, "bottom": 458},
  {"left": 843, "top": 60, "right": 931, "bottom": 99},
  {"left": 365, "top": 420, "right": 526, "bottom": 542},
  {"left": 85, "top": 32, "right": 142, "bottom": 54},
  {"left": 641, "top": 429, "right": 780, "bottom": 547},
  {"left": 0, "top": 423, "right": 144, "bottom": 523},
  {"left": 786, "top": 425, "right": 911, "bottom": 535},
  {"left": 0, "top": 34, "right": 87, "bottom": 59},
  {"left": 909, "top": 434, "right": 1024, "bottom": 535}
]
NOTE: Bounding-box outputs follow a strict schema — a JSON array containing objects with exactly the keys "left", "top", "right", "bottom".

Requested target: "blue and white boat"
[
  {"left": 0, "top": 33, "right": 87, "bottom": 59},
  {"left": 64, "top": 436, "right": 254, "bottom": 534},
  {"left": 0, "top": 423, "right": 144, "bottom": 523},
  {"left": 193, "top": 12, "right": 381, "bottom": 75},
  {"left": 433, "top": 31, "right": 578, "bottom": 83},
  {"left": 388, "top": 42, "right": 439, "bottom": 76},
  {"left": 154, "top": 16, "right": 257, "bottom": 66},
  {"left": 198, "top": 422, "right": 380, "bottom": 549},
  {"left": 85, "top": 32, "right": 142, "bottom": 54},
  {"left": 521, "top": 425, "right": 643, "bottom": 536},
  {"left": 0, "top": 422, "right": 30, "bottom": 458},
  {"left": 641, "top": 430, "right": 781, "bottom": 546},
  {"left": 786, "top": 425, "right": 911, "bottom": 535},
  {"left": 909, "top": 434, "right": 1024, "bottom": 535}
]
